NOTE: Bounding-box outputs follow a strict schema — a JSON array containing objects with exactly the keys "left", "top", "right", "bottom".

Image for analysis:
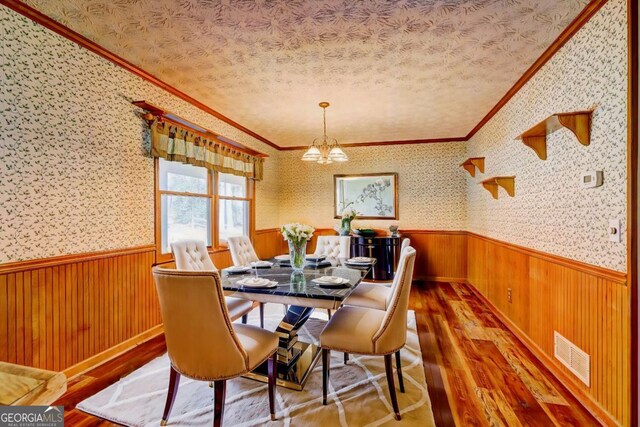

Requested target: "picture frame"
[{"left": 334, "top": 173, "right": 398, "bottom": 219}]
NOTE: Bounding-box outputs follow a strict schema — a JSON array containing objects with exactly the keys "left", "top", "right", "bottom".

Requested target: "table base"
[{"left": 243, "top": 341, "right": 321, "bottom": 391}]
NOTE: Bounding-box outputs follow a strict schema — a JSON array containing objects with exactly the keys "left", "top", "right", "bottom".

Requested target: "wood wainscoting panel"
[
  {"left": 401, "top": 230, "right": 467, "bottom": 282},
  {"left": 254, "top": 228, "right": 287, "bottom": 260},
  {"left": 0, "top": 246, "right": 160, "bottom": 376},
  {"left": 252, "top": 228, "right": 468, "bottom": 282},
  {"left": 467, "top": 233, "right": 630, "bottom": 426}
]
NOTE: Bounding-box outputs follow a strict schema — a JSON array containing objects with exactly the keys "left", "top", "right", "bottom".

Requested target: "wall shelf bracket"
[
  {"left": 516, "top": 111, "right": 593, "bottom": 160},
  {"left": 481, "top": 176, "right": 515, "bottom": 199},
  {"left": 460, "top": 157, "right": 485, "bottom": 177}
]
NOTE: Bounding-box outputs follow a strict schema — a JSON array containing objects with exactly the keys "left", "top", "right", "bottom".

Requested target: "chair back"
[
  {"left": 372, "top": 247, "right": 416, "bottom": 353},
  {"left": 171, "top": 240, "right": 216, "bottom": 271},
  {"left": 227, "top": 236, "right": 259, "bottom": 266},
  {"left": 152, "top": 267, "right": 249, "bottom": 380},
  {"left": 400, "top": 238, "right": 410, "bottom": 252},
  {"left": 314, "top": 236, "right": 351, "bottom": 258}
]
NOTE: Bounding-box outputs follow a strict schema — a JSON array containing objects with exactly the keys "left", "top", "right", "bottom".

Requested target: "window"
[
  {"left": 218, "top": 173, "right": 250, "bottom": 242},
  {"left": 156, "top": 159, "right": 254, "bottom": 258}
]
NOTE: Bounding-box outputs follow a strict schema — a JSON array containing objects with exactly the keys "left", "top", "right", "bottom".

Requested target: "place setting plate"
[
  {"left": 250, "top": 260, "right": 274, "bottom": 268},
  {"left": 345, "top": 256, "right": 375, "bottom": 266},
  {"left": 311, "top": 276, "right": 351, "bottom": 288},
  {"left": 274, "top": 254, "right": 290, "bottom": 263},
  {"left": 236, "top": 277, "right": 278, "bottom": 289},
  {"left": 225, "top": 266, "right": 252, "bottom": 275}
]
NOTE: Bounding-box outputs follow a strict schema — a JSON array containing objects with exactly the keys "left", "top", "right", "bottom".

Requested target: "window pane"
[
  {"left": 218, "top": 173, "right": 246, "bottom": 197},
  {"left": 219, "top": 199, "right": 249, "bottom": 241},
  {"left": 161, "top": 195, "right": 211, "bottom": 253},
  {"left": 159, "top": 158, "right": 208, "bottom": 194}
]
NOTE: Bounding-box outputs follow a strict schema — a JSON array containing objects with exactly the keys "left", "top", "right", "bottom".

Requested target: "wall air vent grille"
[{"left": 554, "top": 331, "right": 590, "bottom": 386}]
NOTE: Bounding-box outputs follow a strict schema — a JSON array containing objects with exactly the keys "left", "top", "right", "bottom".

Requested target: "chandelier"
[{"left": 301, "top": 102, "right": 348, "bottom": 164}]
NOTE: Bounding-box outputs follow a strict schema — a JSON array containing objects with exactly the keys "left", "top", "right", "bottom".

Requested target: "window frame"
[{"left": 154, "top": 158, "right": 255, "bottom": 263}]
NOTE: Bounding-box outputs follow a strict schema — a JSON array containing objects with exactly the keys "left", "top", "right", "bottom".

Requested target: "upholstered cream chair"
[
  {"left": 153, "top": 267, "right": 278, "bottom": 427},
  {"left": 227, "top": 235, "right": 260, "bottom": 266},
  {"left": 170, "top": 240, "right": 258, "bottom": 324},
  {"left": 319, "top": 247, "right": 416, "bottom": 420},
  {"left": 343, "top": 237, "right": 411, "bottom": 310},
  {"left": 226, "top": 236, "right": 268, "bottom": 325},
  {"left": 313, "top": 235, "right": 351, "bottom": 258}
]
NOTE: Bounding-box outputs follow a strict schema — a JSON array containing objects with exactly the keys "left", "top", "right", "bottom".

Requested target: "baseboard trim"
[
  {"left": 465, "top": 281, "right": 614, "bottom": 427},
  {"left": 62, "top": 325, "right": 164, "bottom": 380},
  {"left": 419, "top": 276, "right": 467, "bottom": 283}
]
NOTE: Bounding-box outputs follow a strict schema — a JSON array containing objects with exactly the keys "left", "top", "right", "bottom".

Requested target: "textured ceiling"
[{"left": 22, "top": 0, "right": 589, "bottom": 147}]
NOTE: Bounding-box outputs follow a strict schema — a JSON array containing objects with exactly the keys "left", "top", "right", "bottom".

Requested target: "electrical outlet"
[{"left": 507, "top": 288, "right": 512, "bottom": 303}]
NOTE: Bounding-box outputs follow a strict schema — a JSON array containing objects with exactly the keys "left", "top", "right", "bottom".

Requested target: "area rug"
[{"left": 77, "top": 305, "right": 435, "bottom": 426}]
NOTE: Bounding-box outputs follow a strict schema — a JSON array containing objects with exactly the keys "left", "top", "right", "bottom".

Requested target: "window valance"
[{"left": 150, "top": 119, "right": 264, "bottom": 181}]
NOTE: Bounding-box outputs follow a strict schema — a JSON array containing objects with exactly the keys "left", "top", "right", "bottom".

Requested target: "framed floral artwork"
[{"left": 334, "top": 173, "right": 398, "bottom": 219}]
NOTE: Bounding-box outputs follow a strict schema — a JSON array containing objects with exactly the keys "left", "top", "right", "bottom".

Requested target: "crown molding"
[{"left": 1, "top": 0, "right": 606, "bottom": 150}]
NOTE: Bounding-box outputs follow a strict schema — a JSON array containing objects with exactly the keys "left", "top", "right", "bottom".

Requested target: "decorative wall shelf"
[
  {"left": 481, "top": 176, "right": 515, "bottom": 199},
  {"left": 516, "top": 111, "right": 592, "bottom": 160},
  {"left": 460, "top": 157, "right": 485, "bottom": 177}
]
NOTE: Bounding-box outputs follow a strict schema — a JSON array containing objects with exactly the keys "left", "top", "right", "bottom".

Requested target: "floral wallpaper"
[
  {"left": 466, "top": 0, "right": 628, "bottom": 272},
  {"left": 0, "top": 7, "right": 280, "bottom": 263},
  {"left": 277, "top": 143, "right": 468, "bottom": 231},
  {"left": 21, "top": 0, "right": 588, "bottom": 146},
  {"left": 0, "top": 0, "right": 630, "bottom": 273}
]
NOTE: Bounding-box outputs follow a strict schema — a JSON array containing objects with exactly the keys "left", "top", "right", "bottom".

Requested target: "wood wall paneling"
[
  {"left": 467, "top": 233, "right": 630, "bottom": 426},
  {"left": 0, "top": 231, "right": 631, "bottom": 425},
  {"left": 401, "top": 230, "right": 467, "bottom": 282},
  {"left": 0, "top": 246, "right": 160, "bottom": 377},
  {"left": 252, "top": 228, "right": 468, "bottom": 282}
]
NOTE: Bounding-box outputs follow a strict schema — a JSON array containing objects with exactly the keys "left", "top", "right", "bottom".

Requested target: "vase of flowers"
[
  {"left": 281, "top": 223, "right": 315, "bottom": 271},
  {"left": 339, "top": 207, "right": 358, "bottom": 236}
]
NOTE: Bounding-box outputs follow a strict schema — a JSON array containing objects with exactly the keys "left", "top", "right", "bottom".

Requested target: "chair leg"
[
  {"left": 268, "top": 352, "right": 277, "bottom": 420},
  {"left": 283, "top": 304, "right": 288, "bottom": 315},
  {"left": 161, "top": 366, "right": 180, "bottom": 426},
  {"left": 241, "top": 314, "right": 248, "bottom": 324},
  {"left": 395, "top": 350, "right": 405, "bottom": 393},
  {"left": 327, "top": 309, "right": 332, "bottom": 319},
  {"left": 322, "top": 348, "right": 330, "bottom": 405},
  {"left": 260, "top": 303, "right": 265, "bottom": 328},
  {"left": 213, "top": 380, "right": 226, "bottom": 427},
  {"left": 384, "top": 354, "right": 401, "bottom": 420},
  {"left": 344, "top": 352, "right": 349, "bottom": 364}
]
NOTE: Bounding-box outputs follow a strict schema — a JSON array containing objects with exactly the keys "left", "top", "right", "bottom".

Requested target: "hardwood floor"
[
  {"left": 412, "top": 282, "right": 600, "bottom": 427},
  {"left": 54, "top": 282, "right": 599, "bottom": 426}
]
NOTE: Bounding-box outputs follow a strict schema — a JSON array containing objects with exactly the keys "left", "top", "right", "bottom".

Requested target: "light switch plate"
[
  {"left": 608, "top": 219, "right": 621, "bottom": 243},
  {"left": 581, "top": 170, "right": 603, "bottom": 188}
]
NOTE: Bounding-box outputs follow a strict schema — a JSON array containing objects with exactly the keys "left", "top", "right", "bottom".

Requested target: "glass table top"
[{"left": 220, "top": 257, "right": 374, "bottom": 302}]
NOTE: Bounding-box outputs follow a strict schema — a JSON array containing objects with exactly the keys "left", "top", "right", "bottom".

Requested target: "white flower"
[
  {"left": 281, "top": 222, "right": 315, "bottom": 243},
  {"left": 341, "top": 207, "right": 358, "bottom": 220}
]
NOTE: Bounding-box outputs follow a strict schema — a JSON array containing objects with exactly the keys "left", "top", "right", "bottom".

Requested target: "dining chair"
[
  {"left": 170, "top": 240, "right": 261, "bottom": 326},
  {"left": 319, "top": 247, "right": 416, "bottom": 420},
  {"left": 342, "top": 237, "right": 411, "bottom": 310},
  {"left": 313, "top": 235, "right": 351, "bottom": 258},
  {"left": 227, "top": 235, "right": 260, "bottom": 266},
  {"left": 152, "top": 267, "right": 279, "bottom": 427},
  {"left": 225, "top": 236, "right": 267, "bottom": 327}
]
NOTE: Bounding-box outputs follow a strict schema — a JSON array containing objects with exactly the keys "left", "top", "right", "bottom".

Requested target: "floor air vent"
[{"left": 554, "top": 331, "right": 590, "bottom": 386}]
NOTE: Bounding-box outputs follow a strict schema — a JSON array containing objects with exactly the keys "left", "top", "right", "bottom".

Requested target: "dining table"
[{"left": 221, "top": 257, "right": 374, "bottom": 391}]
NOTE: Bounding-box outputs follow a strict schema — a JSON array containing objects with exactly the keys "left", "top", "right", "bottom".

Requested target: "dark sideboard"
[{"left": 350, "top": 235, "right": 403, "bottom": 281}]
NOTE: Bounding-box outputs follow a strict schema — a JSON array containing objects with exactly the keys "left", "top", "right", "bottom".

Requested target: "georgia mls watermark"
[{"left": 0, "top": 406, "right": 64, "bottom": 427}]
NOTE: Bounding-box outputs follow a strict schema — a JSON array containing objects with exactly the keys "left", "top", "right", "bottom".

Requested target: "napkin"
[
  {"left": 238, "top": 277, "right": 271, "bottom": 287},
  {"left": 251, "top": 261, "right": 273, "bottom": 267}
]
